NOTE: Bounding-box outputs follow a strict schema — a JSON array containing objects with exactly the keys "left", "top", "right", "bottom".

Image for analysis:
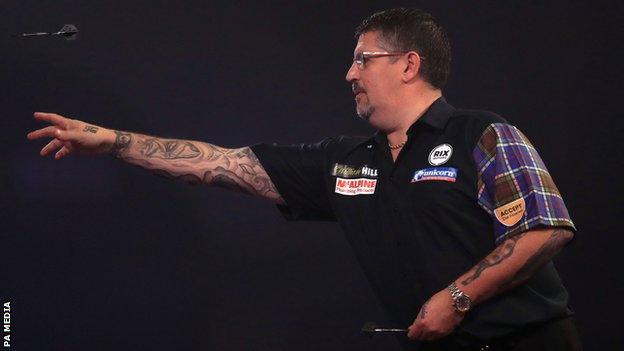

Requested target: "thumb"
[{"left": 407, "top": 322, "right": 422, "bottom": 339}]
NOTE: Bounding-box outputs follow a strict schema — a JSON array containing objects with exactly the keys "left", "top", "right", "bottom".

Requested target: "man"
[{"left": 27, "top": 8, "right": 581, "bottom": 351}]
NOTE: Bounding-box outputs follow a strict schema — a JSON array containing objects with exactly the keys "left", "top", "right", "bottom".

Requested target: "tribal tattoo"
[
  {"left": 496, "top": 228, "right": 573, "bottom": 292},
  {"left": 460, "top": 228, "right": 573, "bottom": 292},
  {"left": 461, "top": 232, "right": 528, "bottom": 286}
]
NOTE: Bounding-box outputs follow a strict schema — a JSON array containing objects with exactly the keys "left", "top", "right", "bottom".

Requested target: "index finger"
[{"left": 33, "top": 112, "right": 69, "bottom": 127}]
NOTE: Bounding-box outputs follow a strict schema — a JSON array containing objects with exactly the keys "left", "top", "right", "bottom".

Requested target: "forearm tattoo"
[
  {"left": 461, "top": 232, "right": 528, "bottom": 286},
  {"left": 461, "top": 229, "right": 573, "bottom": 290},
  {"left": 137, "top": 138, "right": 202, "bottom": 159},
  {"left": 83, "top": 125, "right": 99, "bottom": 133},
  {"left": 497, "top": 229, "right": 573, "bottom": 292},
  {"left": 110, "top": 131, "right": 132, "bottom": 156},
  {"left": 115, "top": 133, "right": 283, "bottom": 203}
]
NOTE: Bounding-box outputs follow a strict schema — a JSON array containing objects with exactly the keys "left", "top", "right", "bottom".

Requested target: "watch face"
[{"left": 456, "top": 295, "right": 471, "bottom": 312}]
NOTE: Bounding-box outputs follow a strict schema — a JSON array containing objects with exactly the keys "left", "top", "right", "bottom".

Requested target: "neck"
[{"left": 384, "top": 89, "right": 442, "bottom": 147}]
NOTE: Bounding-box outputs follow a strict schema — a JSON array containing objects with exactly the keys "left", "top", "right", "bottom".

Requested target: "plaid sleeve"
[{"left": 472, "top": 123, "right": 575, "bottom": 243}]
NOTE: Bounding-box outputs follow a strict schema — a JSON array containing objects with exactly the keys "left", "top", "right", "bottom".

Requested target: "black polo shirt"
[{"left": 250, "top": 97, "right": 575, "bottom": 346}]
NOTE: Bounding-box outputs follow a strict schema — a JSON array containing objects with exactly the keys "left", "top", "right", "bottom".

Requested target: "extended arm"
[
  {"left": 110, "top": 130, "right": 284, "bottom": 203},
  {"left": 27, "top": 112, "right": 285, "bottom": 204}
]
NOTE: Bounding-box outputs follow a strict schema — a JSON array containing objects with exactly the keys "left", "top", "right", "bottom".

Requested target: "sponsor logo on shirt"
[
  {"left": 411, "top": 167, "right": 458, "bottom": 183},
  {"left": 335, "top": 178, "right": 377, "bottom": 195},
  {"left": 331, "top": 163, "right": 378, "bottom": 178},
  {"left": 428, "top": 144, "right": 453, "bottom": 166},
  {"left": 495, "top": 197, "right": 525, "bottom": 226}
]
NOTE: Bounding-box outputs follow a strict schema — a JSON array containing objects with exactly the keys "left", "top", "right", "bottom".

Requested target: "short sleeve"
[
  {"left": 472, "top": 123, "right": 576, "bottom": 242},
  {"left": 250, "top": 138, "right": 336, "bottom": 221}
]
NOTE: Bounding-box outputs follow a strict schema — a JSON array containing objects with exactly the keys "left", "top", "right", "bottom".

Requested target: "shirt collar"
[{"left": 371, "top": 96, "right": 454, "bottom": 145}]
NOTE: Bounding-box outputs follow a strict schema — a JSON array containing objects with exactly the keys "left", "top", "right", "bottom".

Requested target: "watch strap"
[{"left": 447, "top": 282, "right": 472, "bottom": 313}]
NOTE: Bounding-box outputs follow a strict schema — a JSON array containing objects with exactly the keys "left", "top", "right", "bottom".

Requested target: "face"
[{"left": 345, "top": 31, "right": 403, "bottom": 126}]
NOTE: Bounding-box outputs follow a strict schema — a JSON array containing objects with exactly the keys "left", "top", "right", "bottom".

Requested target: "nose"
[{"left": 345, "top": 61, "right": 359, "bottom": 83}]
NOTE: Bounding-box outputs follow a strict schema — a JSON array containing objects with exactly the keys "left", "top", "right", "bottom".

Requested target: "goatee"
[{"left": 357, "top": 106, "right": 374, "bottom": 121}]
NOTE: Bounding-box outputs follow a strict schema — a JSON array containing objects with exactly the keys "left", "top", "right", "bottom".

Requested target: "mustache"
[{"left": 352, "top": 84, "right": 365, "bottom": 95}]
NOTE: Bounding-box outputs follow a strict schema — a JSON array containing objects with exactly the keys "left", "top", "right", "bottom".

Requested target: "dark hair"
[{"left": 355, "top": 8, "right": 451, "bottom": 89}]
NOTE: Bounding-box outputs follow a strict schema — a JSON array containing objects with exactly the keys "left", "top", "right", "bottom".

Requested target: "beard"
[
  {"left": 357, "top": 104, "right": 374, "bottom": 120},
  {"left": 355, "top": 94, "right": 374, "bottom": 120}
]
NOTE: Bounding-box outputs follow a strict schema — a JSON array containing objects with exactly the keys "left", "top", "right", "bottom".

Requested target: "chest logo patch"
[
  {"left": 331, "top": 163, "right": 378, "bottom": 178},
  {"left": 495, "top": 197, "right": 526, "bottom": 227},
  {"left": 335, "top": 178, "right": 377, "bottom": 196},
  {"left": 411, "top": 167, "right": 458, "bottom": 183},
  {"left": 428, "top": 143, "right": 453, "bottom": 166}
]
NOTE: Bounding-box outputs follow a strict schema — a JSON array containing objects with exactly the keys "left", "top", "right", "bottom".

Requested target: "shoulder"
[
  {"left": 446, "top": 108, "right": 513, "bottom": 148},
  {"left": 265, "top": 135, "right": 369, "bottom": 165},
  {"left": 319, "top": 135, "right": 369, "bottom": 152},
  {"left": 251, "top": 135, "right": 368, "bottom": 157},
  {"left": 450, "top": 108, "right": 510, "bottom": 130},
  {"left": 313, "top": 135, "right": 368, "bottom": 163},
  {"left": 331, "top": 135, "right": 369, "bottom": 146}
]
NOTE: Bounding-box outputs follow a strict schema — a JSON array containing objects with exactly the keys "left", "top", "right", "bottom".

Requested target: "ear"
[{"left": 402, "top": 51, "right": 423, "bottom": 82}]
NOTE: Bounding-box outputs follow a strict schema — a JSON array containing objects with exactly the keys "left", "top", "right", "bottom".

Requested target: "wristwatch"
[{"left": 447, "top": 282, "right": 472, "bottom": 314}]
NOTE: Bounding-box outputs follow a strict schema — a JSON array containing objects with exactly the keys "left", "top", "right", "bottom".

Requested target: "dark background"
[{"left": 2, "top": 1, "right": 622, "bottom": 350}]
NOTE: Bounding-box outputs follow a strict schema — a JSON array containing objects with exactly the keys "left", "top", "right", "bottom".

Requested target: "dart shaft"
[
  {"left": 373, "top": 328, "right": 407, "bottom": 332},
  {"left": 21, "top": 32, "right": 50, "bottom": 37}
]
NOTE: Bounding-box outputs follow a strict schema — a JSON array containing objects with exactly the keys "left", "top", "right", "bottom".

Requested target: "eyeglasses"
[{"left": 352, "top": 51, "right": 423, "bottom": 70}]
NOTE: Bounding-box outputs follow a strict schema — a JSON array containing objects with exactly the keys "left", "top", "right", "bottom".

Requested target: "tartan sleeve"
[{"left": 472, "top": 123, "right": 576, "bottom": 243}]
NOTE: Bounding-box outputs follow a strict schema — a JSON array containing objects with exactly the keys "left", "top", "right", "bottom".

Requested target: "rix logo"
[{"left": 428, "top": 144, "right": 453, "bottom": 166}]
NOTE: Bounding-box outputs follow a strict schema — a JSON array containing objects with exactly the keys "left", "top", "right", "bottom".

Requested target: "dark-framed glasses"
[{"left": 353, "top": 51, "right": 423, "bottom": 70}]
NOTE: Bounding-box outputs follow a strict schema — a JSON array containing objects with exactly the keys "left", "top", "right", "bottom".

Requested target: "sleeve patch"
[{"left": 494, "top": 197, "right": 525, "bottom": 227}]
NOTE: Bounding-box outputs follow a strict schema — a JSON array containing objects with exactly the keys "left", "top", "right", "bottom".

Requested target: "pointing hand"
[{"left": 27, "top": 112, "right": 116, "bottom": 159}]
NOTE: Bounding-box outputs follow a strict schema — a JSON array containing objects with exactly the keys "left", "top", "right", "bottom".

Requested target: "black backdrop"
[{"left": 2, "top": 1, "right": 622, "bottom": 350}]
